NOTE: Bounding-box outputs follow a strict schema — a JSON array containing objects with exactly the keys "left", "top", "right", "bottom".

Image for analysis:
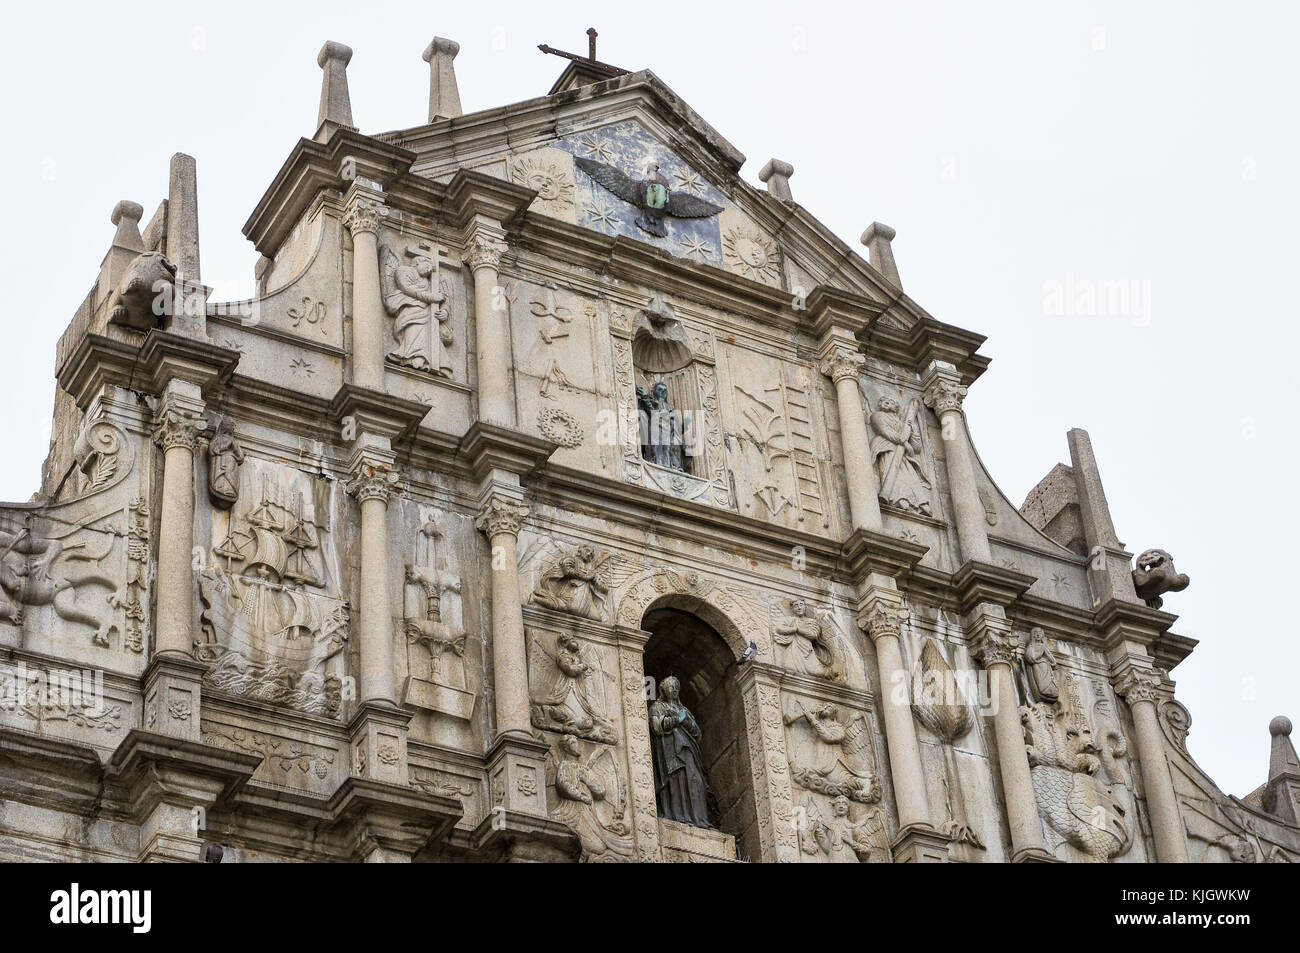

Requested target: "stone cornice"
[
  {"left": 951, "top": 559, "right": 1036, "bottom": 614},
  {"left": 444, "top": 167, "right": 537, "bottom": 231},
  {"left": 840, "top": 528, "right": 929, "bottom": 582},
  {"left": 103, "top": 729, "right": 263, "bottom": 822},
  {"left": 56, "top": 332, "right": 142, "bottom": 411},
  {"left": 458, "top": 421, "right": 556, "bottom": 483},
  {"left": 329, "top": 383, "right": 430, "bottom": 446},
  {"left": 242, "top": 128, "right": 419, "bottom": 257},
  {"left": 138, "top": 329, "right": 241, "bottom": 396},
  {"left": 805, "top": 285, "right": 885, "bottom": 339}
]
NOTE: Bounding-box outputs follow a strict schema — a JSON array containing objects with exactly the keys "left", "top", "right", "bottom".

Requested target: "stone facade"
[{"left": 1, "top": 36, "right": 1296, "bottom": 864}]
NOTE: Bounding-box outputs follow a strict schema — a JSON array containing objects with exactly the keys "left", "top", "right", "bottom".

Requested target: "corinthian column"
[
  {"left": 1114, "top": 668, "right": 1189, "bottom": 862},
  {"left": 819, "top": 344, "right": 883, "bottom": 532},
  {"left": 859, "top": 600, "right": 931, "bottom": 832},
  {"left": 343, "top": 192, "right": 389, "bottom": 391},
  {"left": 346, "top": 462, "right": 399, "bottom": 704},
  {"left": 152, "top": 384, "right": 206, "bottom": 657},
  {"left": 462, "top": 230, "right": 512, "bottom": 426},
  {"left": 922, "top": 362, "right": 991, "bottom": 564},
  {"left": 967, "top": 606, "right": 1051, "bottom": 861},
  {"left": 476, "top": 493, "right": 531, "bottom": 737}
]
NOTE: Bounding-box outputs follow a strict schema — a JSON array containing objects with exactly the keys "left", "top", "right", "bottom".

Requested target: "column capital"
[
  {"left": 1113, "top": 667, "right": 1166, "bottom": 705},
  {"left": 857, "top": 601, "right": 907, "bottom": 644},
  {"left": 343, "top": 194, "right": 389, "bottom": 237},
  {"left": 922, "top": 362, "right": 967, "bottom": 415},
  {"left": 345, "top": 462, "right": 400, "bottom": 505},
  {"left": 462, "top": 231, "right": 508, "bottom": 271},
  {"left": 152, "top": 400, "right": 207, "bottom": 452},
  {"left": 971, "top": 629, "right": 1019, "bottom": 668},
  {"left": 818, "top": 345, "right": 867, "bottom": 383},
  {"left": 475, "top": 494, "right": 528, "bottom": 538}
]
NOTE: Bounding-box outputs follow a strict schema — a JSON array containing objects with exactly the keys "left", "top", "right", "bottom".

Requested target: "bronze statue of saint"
[
  {"left": 636, "top": 381, "right": 690, "bottom": 472},
  {"left": 1024, "top": 627, "right": 1060, "bottom": 702},
  {"left": 648, "top": 675, "right": 712, "bottom": 828}
]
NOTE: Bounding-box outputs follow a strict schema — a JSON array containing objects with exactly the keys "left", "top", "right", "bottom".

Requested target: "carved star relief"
[
  {"left": 676, "top": 234, "right": 717, "bottom": 263},
  {"left": 672, "top": 168, "right": 705, "bottom": 194},
  {"left": 580, "top": 133, "right": 618, "bottom": 164},
  {"left": 583, "top": 196, "right": 620, "bottom": 233}
]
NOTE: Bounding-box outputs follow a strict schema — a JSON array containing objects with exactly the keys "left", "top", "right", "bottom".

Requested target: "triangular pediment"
[{"left": 377, "top": 70, "right": 911, "bottom": 314}]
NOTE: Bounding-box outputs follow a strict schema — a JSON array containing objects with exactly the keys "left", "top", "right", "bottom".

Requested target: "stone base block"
[{"left": 657, "top": 818, "right": 736, "bottom": 862}]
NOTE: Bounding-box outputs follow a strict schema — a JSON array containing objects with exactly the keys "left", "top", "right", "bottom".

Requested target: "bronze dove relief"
[{"left": 574, "top": 156, "right": 723, "bottom": 238}]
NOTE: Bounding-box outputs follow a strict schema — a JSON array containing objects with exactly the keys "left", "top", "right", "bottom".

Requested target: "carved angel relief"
[
  {"left": 528, "top": 544, "right": 611, "bottom": 621},
  {"left": 867, "top": 393, "right": 934, "bottom": 516},
  {"left": 547, "top": 733, "right": 635, "bottom": 862},
  {"left": 529, "top": 631, "right": 616, "bottom": 744},
  {"left": 772, "top": 599, "right": 845, "bottom": 681},
  {"left": 798, "top": 795, "right": 892, "bottom": 864},
  {"left": 379, "top": 239, "right": 454, "bottom": 378}
]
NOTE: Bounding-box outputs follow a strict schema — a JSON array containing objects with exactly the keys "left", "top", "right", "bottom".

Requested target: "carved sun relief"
[
  {"left": 722, "top": 226, "right": 782, "bottom": 286},
  {"left": 510, "top": 155, "right": 576, "bottom": 214}
]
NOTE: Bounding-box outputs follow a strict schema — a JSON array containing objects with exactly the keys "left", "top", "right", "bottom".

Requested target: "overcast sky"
[{"left": 2, "top": 0, "right": 1296, "bottom": 796}]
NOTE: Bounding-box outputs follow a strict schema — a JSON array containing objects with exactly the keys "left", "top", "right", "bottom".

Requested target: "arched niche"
[
  {"left": 642, "top": 605, "right": 756, "bottom": 859},
  {"left": 613, "top": 573, "right": 797, "bottom": 863}
]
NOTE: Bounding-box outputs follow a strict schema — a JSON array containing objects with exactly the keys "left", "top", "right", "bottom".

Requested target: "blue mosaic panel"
[{"left": 555, "top": 120, "right": 729, "bottom": 266}]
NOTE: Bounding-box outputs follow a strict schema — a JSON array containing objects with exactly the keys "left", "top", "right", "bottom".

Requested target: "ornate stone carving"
[
  {"left": 152, "top": 406, "right": 206, "bottom": 452},
  {"left": 772, "top": 599, "right": 844, "bottom": 681},
  {"left": 1023, "top": 627, "right": 1060, "bottom": 702},
  {"left": 1132, "top": 548, "right": 1189, "bottom": 609},
  {"left": 721, "top": 225, "right": 782, "bottom": 286},
  {"left": 198, "top": 473, "right": 348, "bottom": 717},
  {"left": 547, "top": 733, "right": 635, "bottom": 862},
  {"left": 107, "top": 251, "right": 176, "bottom": 331},
  {"left": 380, "top": 240, "right": 454, "bottom": 377},
  {"left": 0, "top": 520, "right": 120, "bottom": 648},
  {"left": 798, "top": 795, "right": 891, "bottom": 863},
  {"left": 784, "top": 700, "right": 880, "bottom": 803},
  {"left": 970, "top": 628, "right": 1018, "bottom": 668},
  {"left": 858, "top": 602, "right": 906, "bottom": 644},
  {"left": 868, "top": 393, "right": 934, "bottom": 515},
  {"left": 537, "top": 406, "right": 584, "bottom": 448},
  {"left": 911, "top": 639, "right": 984, "bottom": 848},
  {"left": 461, "top": 233, "right": 507, "bottom": 271},
  {"left": 529, "top": 631, "right": 616, "bottom": 743},
  {"left": 818, "top": 347, "right": 866, "bottom": 383},
  {"left": 510, "top": 155, "right": 575, "bottom": 214},
  {"left": 202, "top": 725, "right": 337, "bottom": 780},
  {"left": 474, "top": 496, "right": 527, "bottom": 538},
  {"left": 345, "top": 466, "right": 399, "bottom": 506},
  {"left": 403, "top": 515, "right": 474, "bottom": 719},
  {"left": 922, "top": 377, "right": 967, "bottom": 415},
  {"left": 1021, "top": 701, "right": 1132, "bottom": 862},
  {"left": 72, "top": 420, "right": 127, "bottom": 494},
  {"left": 206, "top": 415, "right": 244, "bottom": 510},
  {"left": 342, "top": 197, "right": 388, "bottom": 236},
  {"left": 528, "top": 544, "right": 611, "bottom": 621},
  {"left": 122, "top": 497, "right": 149, "bottom": 653},
  {"left": 1114, "top": 668, "right": 1164, "bottom": 706}
]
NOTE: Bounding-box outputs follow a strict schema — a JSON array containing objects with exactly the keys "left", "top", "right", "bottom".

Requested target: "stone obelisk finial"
[
  {"left": 861, "top": 222, "right": 900, "bottom": 287},
  {"left": 423, "top": 37, "right": 463, "bottom": 122},
  {"left": 758, "top": 159, "right": 794, "bottom": 203},
  {"left": 316, "top": 41, "right": 356, "bottom": 142}
]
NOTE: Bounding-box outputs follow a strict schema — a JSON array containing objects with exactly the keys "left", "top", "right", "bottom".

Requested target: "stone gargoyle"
[
  {"left": 1132, "top": 548, "right": 1190, "bottom": 609},
  {"left": 107, "top": 251, "right": 176, "bottom": 331}
]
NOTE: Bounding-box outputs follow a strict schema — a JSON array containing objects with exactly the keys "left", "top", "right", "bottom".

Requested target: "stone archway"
[
  {"left": 642, "top": 605, "right": 756, "bottom": 859},
  {"left": 612, "top": 569, "right": 798, "bottom": 863}
]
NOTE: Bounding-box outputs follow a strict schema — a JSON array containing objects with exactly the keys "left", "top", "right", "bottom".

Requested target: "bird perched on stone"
[
  {"left": 738, "top": 640, "right": 758, "bottom": 665},
  {"left": 574, "top": 157, "right": 722, "bottom": 237}
]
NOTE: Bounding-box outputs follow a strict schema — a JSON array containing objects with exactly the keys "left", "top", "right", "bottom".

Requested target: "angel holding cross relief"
[{"left": 380, "top": 239, "right": 454, "bottom": 378}]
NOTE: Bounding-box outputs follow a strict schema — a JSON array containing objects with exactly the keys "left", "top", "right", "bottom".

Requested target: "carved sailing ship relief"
[{"left": 197, "top": 473, "right": 348, "bottom": 718}]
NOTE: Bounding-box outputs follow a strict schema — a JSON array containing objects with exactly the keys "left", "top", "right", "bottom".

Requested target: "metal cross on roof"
[{"left": 538, "top": 27, "right": 629, "bottom": 76}]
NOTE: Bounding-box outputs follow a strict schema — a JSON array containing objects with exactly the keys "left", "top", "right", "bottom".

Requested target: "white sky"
[{"left": 2, "top": 0, "right": 1296, "bottom": 797}]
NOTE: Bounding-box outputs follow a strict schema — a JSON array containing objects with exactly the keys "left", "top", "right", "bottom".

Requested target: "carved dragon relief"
[{"left": 0, "top": 419, "right": 140, "bottom": 652}]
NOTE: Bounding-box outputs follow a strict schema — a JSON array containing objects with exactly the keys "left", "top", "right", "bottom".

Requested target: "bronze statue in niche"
[
  {"left": 648, "top": 675, "right": 714, "bottom": 828},
  {"left": 636, "top": 381, "right": 691, "bottom": 472}
]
